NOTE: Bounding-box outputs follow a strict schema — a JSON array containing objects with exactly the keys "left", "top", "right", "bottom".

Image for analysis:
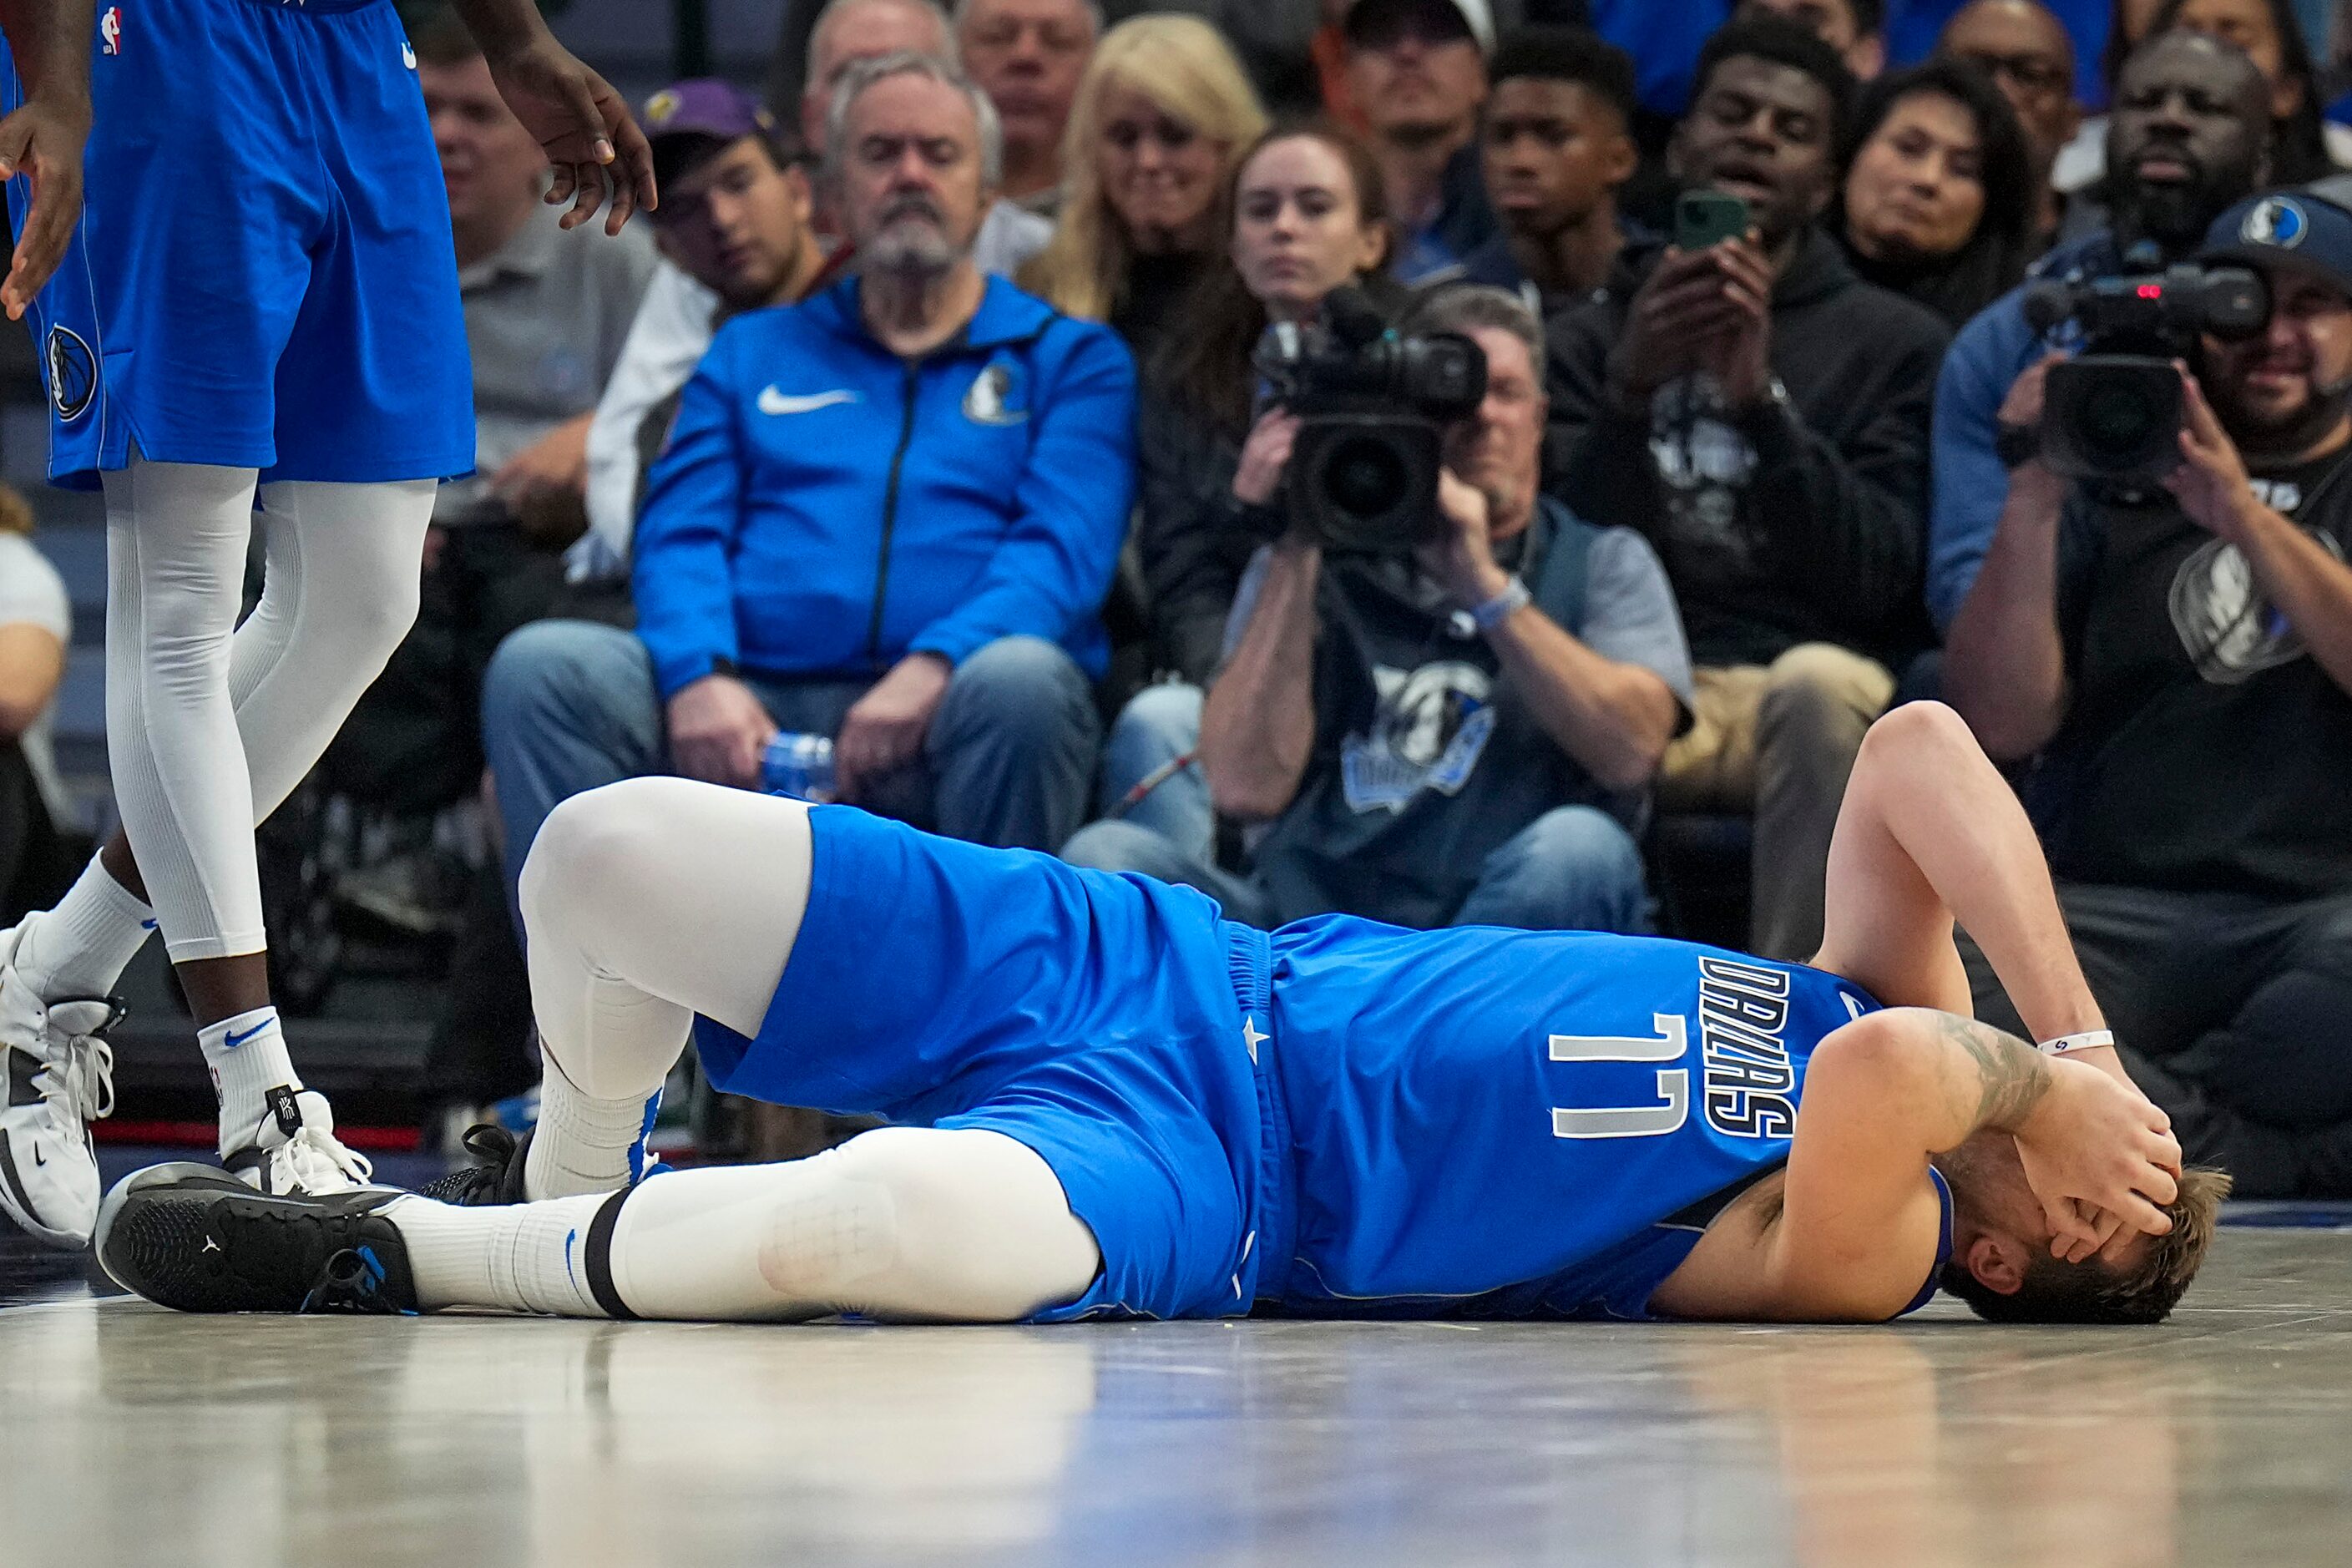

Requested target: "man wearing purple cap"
[{"left": 1945, "top": 184, "right": 2352, "bottom": 1199}]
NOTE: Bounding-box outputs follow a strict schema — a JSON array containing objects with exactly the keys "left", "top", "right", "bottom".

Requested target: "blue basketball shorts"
[
  {"left": 691, "top": 807, "right": 1294, "bottom": 1323},
  {"left": 0, "top": 0, "right": 475, "bottom": 488}
]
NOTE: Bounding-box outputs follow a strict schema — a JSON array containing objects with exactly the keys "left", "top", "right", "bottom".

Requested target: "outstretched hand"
[
  {"left": 484, "top": 38, "right": 656, "bottom": 235},
  {"left": 2014, "top": 1057, "right": 2183, "bottom": 1251},
  {"left": 0, "top": 89, "right": 87, "bottom": 320}
]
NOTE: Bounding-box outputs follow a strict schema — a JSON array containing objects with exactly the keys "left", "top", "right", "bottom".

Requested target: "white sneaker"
[
  {"left": 222, "top": 1086, "right": 376, "bottom": 1196},
  {"left": 0, "top": 922, "right": 124, "bottom": 1249}
]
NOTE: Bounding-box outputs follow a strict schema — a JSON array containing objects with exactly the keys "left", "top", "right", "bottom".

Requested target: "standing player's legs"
[{"left": 0, "top": 477, "right": 435, "bottom": 1241}]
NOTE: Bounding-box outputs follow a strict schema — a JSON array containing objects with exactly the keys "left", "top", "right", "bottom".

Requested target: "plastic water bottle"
[{"left": 761, "top": 731, "right": 836, "bottom": 802}]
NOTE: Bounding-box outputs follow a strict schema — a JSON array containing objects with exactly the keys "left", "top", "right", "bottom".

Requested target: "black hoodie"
[{"left": 1544, "top": 226, "right": 1949, "bottom": 669}]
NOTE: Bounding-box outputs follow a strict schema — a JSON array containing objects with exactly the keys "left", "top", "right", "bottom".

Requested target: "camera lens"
[
  {"left": 2081, "top": 381, "right": 2162, "bottom": 454},
  {"left": 1322, "top": 433, "right": 1409, "bottom": 518}
]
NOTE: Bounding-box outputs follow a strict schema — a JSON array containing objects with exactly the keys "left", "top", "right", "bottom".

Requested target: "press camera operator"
[
  {"left": 1063, "top": 285, "right": 1692, "bottom": 933},
  {"left": 1944, "top": 185, "right": 2352, "bottom": 1197}
]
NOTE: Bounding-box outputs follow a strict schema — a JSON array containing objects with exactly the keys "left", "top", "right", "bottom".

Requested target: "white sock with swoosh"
[
  {"left": 197, "top": 1007, "right": 301, "bottom": 1155},
  {"left": 387, "top": 1192, "right": 610, "bottom": 1315}
]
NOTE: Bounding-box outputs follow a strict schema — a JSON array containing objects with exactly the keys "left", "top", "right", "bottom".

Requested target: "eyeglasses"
[{"left": 1953, "top": 50, "right": 2073, "bottom": 99}]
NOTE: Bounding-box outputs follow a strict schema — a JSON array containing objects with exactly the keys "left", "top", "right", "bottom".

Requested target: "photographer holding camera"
[
  {"left": 1065, "top": 286, "right": 1692, "bottom": 934},
  {"left": 1945, "top": 185, "right": 2352, "bottom": 1197}
]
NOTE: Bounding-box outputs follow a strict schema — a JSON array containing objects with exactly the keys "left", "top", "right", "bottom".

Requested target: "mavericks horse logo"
[{"left": 46, "top": 326, "right": 94, "bottom": 422}]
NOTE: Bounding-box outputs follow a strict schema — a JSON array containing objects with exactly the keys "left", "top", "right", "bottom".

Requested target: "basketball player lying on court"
[{"left": 95, "top": 701, "right": 2220, "bottom": 1327}]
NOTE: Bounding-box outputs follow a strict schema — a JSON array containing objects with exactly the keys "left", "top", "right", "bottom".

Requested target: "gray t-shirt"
[
  {"left": 0, "top": 533, "right": 71, "bottom": 818},
  {"left": 438, "top": 205, "right": 658, "bottom": 526},
  {"left": 1226, "top": 503, "right": 1692, "bottom": 928}
]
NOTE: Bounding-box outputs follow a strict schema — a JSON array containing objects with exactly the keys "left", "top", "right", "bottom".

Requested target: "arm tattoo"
[{"left": 1937, "top": 1012, "right": 2051, "bottom": 1133}]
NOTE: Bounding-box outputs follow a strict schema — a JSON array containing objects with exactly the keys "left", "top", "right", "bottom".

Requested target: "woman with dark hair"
[
  {"left": 1831, "top": 58, "right": 2041, "bottom": 326},
  {"left": 1146, "top": 124, "right": 1404, "bottom": 683}
]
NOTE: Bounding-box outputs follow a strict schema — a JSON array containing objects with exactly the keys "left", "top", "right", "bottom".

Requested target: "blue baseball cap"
[{"left": 2201, "top": 188, "right": 2352, "bottom": 304}]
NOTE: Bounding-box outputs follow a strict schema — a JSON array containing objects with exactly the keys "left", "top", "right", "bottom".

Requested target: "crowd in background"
[{"left": 3, "top": 0, "right": 2350, "bottom": 1196}]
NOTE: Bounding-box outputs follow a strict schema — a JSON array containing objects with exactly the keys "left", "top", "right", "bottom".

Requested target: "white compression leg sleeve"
[
  {"left": 18, "top": 478, "right": 433, "bottom": 994},
  {"left": 517, "top": 777, "right": 816, "bottom": 1199},
  {"left": 392, "top": 1126, "right": 1103, "bottom": 1322},
  {"left": 99, "top": 460, "right": 266, "bottom": 963},
  {"left": 231, "top": 478, "right": 435, "bottom": 820}
]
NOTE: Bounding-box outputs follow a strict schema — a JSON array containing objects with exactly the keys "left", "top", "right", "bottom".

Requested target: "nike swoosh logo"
[
  {"left": 31, "top": 1147, "right": 43, "bottom": 1167},
  {"left": 223, "top": 1024, "right": 266, "bottom": 1050},
  {"left": 757, "top": 386, "right": 860, "bottom": 417},
  {"left": 564, "top": 1227, "right": 579, "bottom": 1286}
]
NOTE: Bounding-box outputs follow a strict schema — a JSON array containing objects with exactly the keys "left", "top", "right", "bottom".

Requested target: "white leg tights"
[
  {"left": 393, "top": 1126, "right": 1102, "bottom": 1323},
  {"left": 76, "top": 463, "right": 433, "bottom": 966}
]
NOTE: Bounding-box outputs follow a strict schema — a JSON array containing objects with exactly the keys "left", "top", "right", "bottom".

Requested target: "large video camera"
[
  {"left": 2022, "top": 259, "right": 2268, "bottom": 483},
  {"left": 1255, "top": 286, "right": 1487, "bottom": 553}
]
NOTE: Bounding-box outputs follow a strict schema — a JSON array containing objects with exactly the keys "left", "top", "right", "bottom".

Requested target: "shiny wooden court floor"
[{"left": 4, "top": 1228, "right": 2351, "bottom": 1567}]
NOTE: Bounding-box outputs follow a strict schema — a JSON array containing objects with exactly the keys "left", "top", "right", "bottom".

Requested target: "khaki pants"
[{"left": 1660, "top": 644, "right": 1895, "bottom": 961}]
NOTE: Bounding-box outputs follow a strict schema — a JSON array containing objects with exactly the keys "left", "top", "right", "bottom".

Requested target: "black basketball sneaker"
[
  {"left": 419, "top": 1123, "right": 533, "bottom": 1206},
  {"left": 94, "top": 1162, "right": 419, "bottom": 1315}
]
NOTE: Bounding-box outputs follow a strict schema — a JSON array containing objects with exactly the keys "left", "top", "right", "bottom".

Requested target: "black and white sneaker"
[
  {"left": 94, "top": 1162, "right": 418, "bottom": 1315},
  {"left": 418, "top": 1123, "right": 532, "bottom": 1206}
]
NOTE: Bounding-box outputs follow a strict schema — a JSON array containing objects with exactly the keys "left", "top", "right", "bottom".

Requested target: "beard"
[
  {"left": 857, "top": 195, "right": 969, "bottom": 277},
  {"left": 2118, "top": 154, "right": 2259, "bottom": 250}
]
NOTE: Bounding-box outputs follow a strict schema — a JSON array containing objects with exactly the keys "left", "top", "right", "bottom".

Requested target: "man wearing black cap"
[
  {"left": 1342, "top": 0, "right": 1499, "bottom": 281},
  {"left": 1945, "top": 185, "right": 2352, "bottom": 1199}
]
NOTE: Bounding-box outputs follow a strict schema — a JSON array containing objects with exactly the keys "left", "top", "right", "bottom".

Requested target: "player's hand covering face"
[
  {"left": 0, "top": 83, "right": 88, "bottom": 320},
  {"left": 2012, "top": 1057, "right": 2183, "bottom": 1251},
  {"left": 483, "top": 38, "right": 658, "bottom": 235}
]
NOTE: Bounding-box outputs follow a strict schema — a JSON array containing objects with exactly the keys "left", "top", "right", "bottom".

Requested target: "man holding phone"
[{"left": 1545, "top": 15, "right": 1950, "bottom": 962}]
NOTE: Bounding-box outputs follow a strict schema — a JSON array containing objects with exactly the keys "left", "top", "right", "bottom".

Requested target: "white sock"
[
  {"left": 197, "top": 1006, "right": 302, "bottom": 1151},
  {"left": 388, "top": 1191, "right": 613, "bottom": 1315},
  {"left": 523, "top": 1055, "right": 660, "bottom": 1201},
  {"left": 13, "top": 856, "right": 154, "bottom": 1001}
]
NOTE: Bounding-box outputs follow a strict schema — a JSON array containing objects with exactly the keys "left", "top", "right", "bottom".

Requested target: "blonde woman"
[{"left": 1019, "top": 14, "right": 1268, "bottom": 364}]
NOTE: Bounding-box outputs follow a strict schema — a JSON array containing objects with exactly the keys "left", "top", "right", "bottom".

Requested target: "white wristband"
[
  {"left": 1470, "top": 575, "right": 1531, "bottom": 632},
  {"left": 2036, "top": 1029, "right": 2115, "bottom": 1057}
]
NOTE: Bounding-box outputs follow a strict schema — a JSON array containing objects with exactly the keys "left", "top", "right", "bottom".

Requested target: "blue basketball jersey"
[{"left": 1262, "top": 918, "right": 1887, "bottom": 1319}]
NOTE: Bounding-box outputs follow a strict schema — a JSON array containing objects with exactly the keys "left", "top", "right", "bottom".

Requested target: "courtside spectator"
[
  {"left": 957, "top": 0, "right": 1098, "bottom": 213},
  {"left": 1943, "top": 187, "right": 2352, "bottom": 1197},
  {"left": 576, "top": 83, "right": 833, "bottom": 579},
  {"left": 1065, "top": 286, "right": 1689, "bottom": 933},
  {"left": 1019, "top": 14, "right": 1270, "bottom": 368},
  {"left": 0, "top": 493, "right": 72, "bottom": 922},
  {"left": 1459, "top": 26, "right": 1643, "bottom": 315},
  {"left": 1939, "top": 0, "right": 2083, "bottom": 246},
  {"left": 1144, "top": 125, "right": 1404, "bottom": 688},
  {"left": 1742, "top": 0, "right": 1886, "bottom": 78},
  {"left": 2057, "top": 0, "right": 2344, "bottom": 201},
  {"left": 574, "top": 0, "right": 1054, "bottom": 588},
  {"left": 1343, "top": 0, "right": 1499, "bottom": 281},
  {"left": 1929, "top": 29, "right": 2271, "bottom": 630},
  {"left": 2152, "top": 0, "right": 2345, "bottom": 183},
  {"left": 483, "top": 53, "right": 1132, "bottom": 923},
  {"left": 1830, "top": 58, "right": 2038, "bottom": 326},
  {"left": 1545, "top": 17, "right": 1948, "bottom": 960}
]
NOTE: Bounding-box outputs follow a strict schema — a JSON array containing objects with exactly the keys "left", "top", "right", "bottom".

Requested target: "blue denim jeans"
[
  {"left": 1062, "top": 683, "right": 1651, "bottom": 934},
  {"left": 482, "top": 620, "right": 1099, "bottom": 918}
]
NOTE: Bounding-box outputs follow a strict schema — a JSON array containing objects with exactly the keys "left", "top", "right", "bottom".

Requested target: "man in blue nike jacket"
[{"left": 478, "top": 49, "right": 1136, "bottom": 922}]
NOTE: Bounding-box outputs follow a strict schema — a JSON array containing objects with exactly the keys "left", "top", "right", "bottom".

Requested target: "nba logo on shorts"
[{"left": 99, "top": 7, "right": 119, "bottom": 55}]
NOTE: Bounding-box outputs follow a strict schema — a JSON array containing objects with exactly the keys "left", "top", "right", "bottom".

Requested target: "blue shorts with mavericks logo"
[{"left": 0, "top": 0, "right": 474, "bottom": 489}]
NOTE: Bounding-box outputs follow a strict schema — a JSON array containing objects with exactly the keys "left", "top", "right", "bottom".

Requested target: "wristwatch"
[
  {"left": 1470, "top": 575, "right": 1532, "bottom": 632},
  {"left": 1995, "top": 421, "right": 2041, "bottom": 469}
]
